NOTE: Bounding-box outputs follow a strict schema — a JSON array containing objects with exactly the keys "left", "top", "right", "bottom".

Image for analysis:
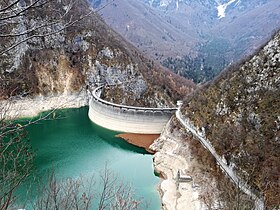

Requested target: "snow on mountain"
[
  {"left": 92, "top": 0, "right": 280, "bottom": 82},
  {"left": 216, "top": 0, "right": 238, "bottom": 18}
]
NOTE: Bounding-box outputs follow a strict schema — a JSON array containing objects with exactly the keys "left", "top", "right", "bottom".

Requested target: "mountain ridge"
[
  {"left": 94, "top": 0, "right": 280, "bottom": 82},
  {"left": 180, "top": 30, "right": 280, "bottom": 208}
]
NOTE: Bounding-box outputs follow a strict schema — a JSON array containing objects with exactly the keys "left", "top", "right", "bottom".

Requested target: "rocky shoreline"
[
  {"left": 0, "top": 91, "right": 88, "bottom": 119},
  {"left": 1, "top": 94, "right": 205, "bottom": 209},
  {"left": 150, "top": 118, "right": 205, "bottom": 210}
]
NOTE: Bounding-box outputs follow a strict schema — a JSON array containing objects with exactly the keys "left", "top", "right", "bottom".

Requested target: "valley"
[
  {"left": 1, "top": 0, "right": 279, "bottom": 209},
  {"left": 94, "top": 0, "right": 280, "bottom": 82}
]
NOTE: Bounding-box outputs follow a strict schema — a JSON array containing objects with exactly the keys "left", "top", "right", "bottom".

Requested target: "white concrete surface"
[{"left": 88, "top": 87, "right": 177, "bottom": 134}]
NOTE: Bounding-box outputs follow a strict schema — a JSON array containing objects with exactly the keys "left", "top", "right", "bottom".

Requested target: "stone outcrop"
[
  {"left": 0, "top": 0, "right": 195, "bottom": 108},
  {"left": 0, "top": 91, "right": 87, "bottom": 119},
  {"left": 150, "top": 118, "right": 206, "bottom": 210}
]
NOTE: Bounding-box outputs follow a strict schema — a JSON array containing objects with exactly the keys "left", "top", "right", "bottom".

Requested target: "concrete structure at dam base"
[{"left": 88, "top": 86, "right": 177, "bottom": 134}]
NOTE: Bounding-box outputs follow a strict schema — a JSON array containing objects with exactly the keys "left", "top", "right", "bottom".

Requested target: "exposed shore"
[
  {"left": 150, "top": 119, "right": 206, "bottom": 210},
  {"left": 116, "top": 133, "right": 160, "bottom": 152},
  {"left": 1, "top": 93, "right": 203, "bottom": 209},
  {"left": 0, "top": 91, "right": 88, "bottom": 119}
]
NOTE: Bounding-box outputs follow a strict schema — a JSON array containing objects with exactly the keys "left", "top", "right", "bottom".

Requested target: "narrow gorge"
[{"left": 1, "top": 0, "right": 279, "bottom": 209}]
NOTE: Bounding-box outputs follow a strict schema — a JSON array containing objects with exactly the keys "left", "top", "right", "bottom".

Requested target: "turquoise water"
[{"left": 18, "top": 107, "right": 160, "bottom": 209}]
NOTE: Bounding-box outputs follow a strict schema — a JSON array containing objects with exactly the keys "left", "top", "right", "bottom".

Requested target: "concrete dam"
[{"left": 88, "top": 86, "right": 177, "bottom": 134}]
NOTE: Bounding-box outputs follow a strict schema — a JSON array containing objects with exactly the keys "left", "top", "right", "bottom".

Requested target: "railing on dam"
[
  {"left": 88, "top": 86, "right": 178, "bottom": 134},
  {"left": 92, "top": 86, "right": 177, "bottom": 113}
]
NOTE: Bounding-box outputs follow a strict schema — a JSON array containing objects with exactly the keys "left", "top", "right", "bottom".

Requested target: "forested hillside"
[
  {"left": 181, "top": 31, "right": 280, "bottom": 208},
  {"left": 93, "top": 0, "right": 280, "bottom": 83}
]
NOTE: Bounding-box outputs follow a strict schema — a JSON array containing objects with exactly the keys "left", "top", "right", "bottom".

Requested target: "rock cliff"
[
  {"left": 0, "top": 0, "right": 195, "bottom": 108},
  {"left": 151, "top": 117, "right": 210, "bottom": 210}
]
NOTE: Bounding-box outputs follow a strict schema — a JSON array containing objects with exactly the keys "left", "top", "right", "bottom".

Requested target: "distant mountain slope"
[
  {"left": 93, "top": 0, "right": 280, "bottom": 82},
  {"left": 181, "top": 30, "right": 280, "bottom": 208},
  {"left": 95, "top": 0, "right": 198, "bottom": 59},
  {"left": 0, "top": 0, "right": 195, "bottom": 107}
]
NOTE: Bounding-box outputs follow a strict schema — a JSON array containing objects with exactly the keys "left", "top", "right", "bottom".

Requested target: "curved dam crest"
[{"left": 88, "top": 86, "right": 177, "bottom": 134}]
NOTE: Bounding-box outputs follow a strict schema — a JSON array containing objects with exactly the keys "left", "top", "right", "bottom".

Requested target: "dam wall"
[{"left": 88, "top": 86, "right": 177, "bottom": 134}]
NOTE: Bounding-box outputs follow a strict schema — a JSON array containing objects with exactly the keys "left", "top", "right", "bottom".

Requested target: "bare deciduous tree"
[
  {"left": 29, "top": 165, "right": 145, "bottom": 210},
  {"left": 0, "top": 0, "right": 94, "bottom": 55},
  {"left": 1, "top": 102, "right": 147, "bottom": 210},
  {"left": 0, "top": 1, "right": 145, "bottom": 209},
  {"left": 97, "top": 165, "right": 145, "bottom": 210},
  {"left": 31, "top": 170, "right": 94, "bottom": 210},
  {"left": 0, "top": 99, "right": 60, "bottom": 209},
  {"left": 0, "top": 114, "right": 33, "bottom": 209}
]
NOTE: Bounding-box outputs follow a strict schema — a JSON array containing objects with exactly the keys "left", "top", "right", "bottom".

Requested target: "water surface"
[{"left": 19, "top": 107, "right": 160, "bottom": 209}]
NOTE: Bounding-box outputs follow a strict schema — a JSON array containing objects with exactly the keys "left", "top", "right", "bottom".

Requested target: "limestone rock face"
[
  {"left": 150, "top": 117, "right": 216, "bottom": 210},
  {"left": 0, "top": 0, "right": 195, "bottom": 107}
]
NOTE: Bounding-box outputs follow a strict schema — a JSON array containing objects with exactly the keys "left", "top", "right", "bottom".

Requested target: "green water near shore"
[{"left": 18, "top": 107, "right": 160, "bottom": 209}]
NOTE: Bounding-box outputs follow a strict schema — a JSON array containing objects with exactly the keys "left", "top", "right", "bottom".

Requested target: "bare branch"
[
  {"left": 96, "top": 0, "right": 115, "bottom": 13},
  {"left": 0, "top": 3, "right": 74, "bottom": 38},
  {"left": 0, "top": 0, "right": 122, "bottom": 209},
  {"left": 0, "top": 9, "right": 93, "bottom": 55},
  {"left": 0, "top": 0, "right": 42, "bottom": 21},
  {"left": 0, "top": 0, "right": 20, "bottom": 13}
]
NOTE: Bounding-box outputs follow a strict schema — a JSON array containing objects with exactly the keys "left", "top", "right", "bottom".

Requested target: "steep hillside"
[
  {"left": 0, "top": 0, "right": 195, "bottom": 107},
  {"left": 180, "top": 31, "right": 280, "bottom": 208},
  {"left": 93, "top": 0, "right": 280, "bottom": 82},
  {"left": 92, "top": 0, "right": 198, "bottom": 59}
]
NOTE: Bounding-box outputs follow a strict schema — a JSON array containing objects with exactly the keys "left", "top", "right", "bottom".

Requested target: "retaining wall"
[{"left": 88, "top": 86, "right": 177, "bottom": 134}]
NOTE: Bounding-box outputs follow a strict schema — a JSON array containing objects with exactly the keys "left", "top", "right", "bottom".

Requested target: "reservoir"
[{"left": 19, "top": 107, "right": 160, "bottom": 209}]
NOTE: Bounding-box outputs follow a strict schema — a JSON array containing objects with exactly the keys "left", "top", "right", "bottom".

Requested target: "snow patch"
[{"left": 216, "top": 0, "right": 238, "bottom": 19}]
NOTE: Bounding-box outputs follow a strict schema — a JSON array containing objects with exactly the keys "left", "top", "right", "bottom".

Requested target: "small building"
[
  {"left": 177, "top": 170, "right": 192, "bottom": 182},
  {"left": 177, "top": 100, "right": 183, "bottom": 107}
]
